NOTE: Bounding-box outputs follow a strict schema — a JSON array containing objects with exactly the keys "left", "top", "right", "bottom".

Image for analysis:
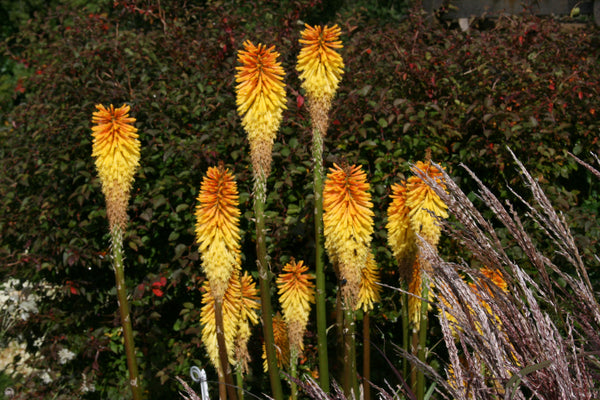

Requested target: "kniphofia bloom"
[
  {"left": 235, "top": 41, "right": 287, "bottom": 175},
  {"left": 235, "top": 271, "right": 260, "bottom": 373},
  {"left": 276, "top": 259, "right": 315, "bottom": 352},
  {"left": 323, "top": 163, "right": 374, "bottom": 308},
  {"left": 356, "top": 252, "right": 381, "bottom": 312},
  {"left": 194, "top": 165, "right": 241, "bottom": 301},
  {"left": 91, "top": 104, "right": 140, "bottom": 230},
  {"left": 387, "top": 181, "right": 418, "bottom": 283},
  {"left": 405, "top": 160, "right": 448, "bottom": 248},
  {"left": 296, "top": 24, "right": 344, "bottom": 135},
  {"left": 262, "top": 313, "right": 290, "bottom": 371}
]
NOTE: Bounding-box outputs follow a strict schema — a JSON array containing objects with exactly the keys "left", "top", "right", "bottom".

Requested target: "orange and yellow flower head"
[
  {"left": 235, "top": 41, "right": 287, "bottom": 175},
  {"left": 200, "top": 273, "right": 242, "bottom": 370},
  {"left": 386, "top": 181, "right": 418, "bottom": 283},
  {"left": 235, "top": 271, "right": 260, "bottom": 373},
  {"left": 276, "top": 259, "right": 316, "bottom": 353},
  {"left": 356, "top": 252, "right": 381, "bottom": 313},
  {"left": 296, "top": 24, "right": 344, "bottom": 135},
  {"left": 91, "top": 104, "right": 140, "bottom": 230},
  {"left": 262, "top": 312, "right": 290, "bottom": 372},
  {"left": 405, "top": 161, "right": 449, "bottom": 247},
  {"left": 195, "top": 165, "right": 242, "bottom": 301},
  {"left": 323, "top": 163, "right": 374, "bottom": 308}
]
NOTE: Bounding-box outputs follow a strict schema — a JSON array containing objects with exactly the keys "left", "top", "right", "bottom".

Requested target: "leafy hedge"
[{"left": 1, "top": 0, "right": 599, "bottom": 397}]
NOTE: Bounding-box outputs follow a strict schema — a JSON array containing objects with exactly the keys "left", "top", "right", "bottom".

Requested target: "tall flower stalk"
[
  {"left": 276, "top": 259, "right": 316, "bottom": 400},
  {"left": 91, "top": 104, "right": 142, "bottom": 400},
  {"left": 195, "top": 165, "right": 242, "bottom": 400},
  {"left": 235, "top": 40, "right": 286, "bottom": 400},
  {"left": 386, "top": 157, "right": 448, "bottom": 398},
  {"left": 323, "top": 163, "right": 374, "bottom": 399},
  {"left": 296, "top": 24, "right": 344, "bottom": 392}
]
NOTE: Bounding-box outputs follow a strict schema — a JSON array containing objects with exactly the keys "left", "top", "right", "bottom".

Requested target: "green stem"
[
  {"left": 236, "top": 366, "right": 244, "bottom": 400},
  {"left": 254, "top": 172, "right": 283, "bottom": 400},
  {"left": 311, "top": 127, "right": 330, "bottom": 392},
  {"left": 342, "top": 307, "right": 358, "bottom": 399},
  {"left": 111, "top": 227, "right": 142, "bottom": 400},
  {"left": 290, "top": 346, "right": 299, "bottom": 400}
]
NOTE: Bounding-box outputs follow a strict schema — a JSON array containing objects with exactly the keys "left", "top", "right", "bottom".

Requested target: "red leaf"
[
  {"left": 297, "top": 95, "right": 304, "bottom": 109},
  {"left": 152, "top": 288, "right": 164, "bottom": 297}
]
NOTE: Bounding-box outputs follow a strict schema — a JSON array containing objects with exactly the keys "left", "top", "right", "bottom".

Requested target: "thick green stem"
[
  {"left": 111, "top": 227, "right": 142, "bottom": 400},
  {"left": 214, "top": 299, "right": 237, "bottom": 400},
  {"left": 342, "top": 307, "right": 358, "bottom": 399},
  {"left": 311, "top": 127, "right": 330, "bottom": 392},
  {"left": 254, "top": 173, "right": 283, "bottom": 400},
  {"left": 236, "top": 366, "right": 244, "bottom": 400},
  {"left": 363, "top": 312, "right": 371, "bottom": 400},
  {"left": 290, "top": 346, "right": 299, "bottom": 400}
]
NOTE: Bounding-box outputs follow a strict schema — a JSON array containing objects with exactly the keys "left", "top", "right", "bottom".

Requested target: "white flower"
[
  {"left": 40, "top": 370, "right": 53, "bottom": 384},
  {"left": 58, "top": 348, "right": 76, "bottom": 364}
]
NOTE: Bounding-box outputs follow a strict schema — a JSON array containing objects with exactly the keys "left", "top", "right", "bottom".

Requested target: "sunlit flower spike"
[
  {"left": 277, "top": 259, "right": 316, "bottom": 353},
  {"left": 406, "top": 160, "right": 449, "bottom": 248},
  {"left": 235, "top": 271, "right": 260, "bottom": 373},
  {"left": 297, "top": 24, "right": 344, "bottom": 104},
  {"left": 356, "top": 252, "right": 381, "bottom": 313},
  {"left": 195, "top": 165, "right": 242, "bottom": 301},
  {"left": 297, "top": 24, "right": 344, "bottom": 135},
  {"left": 235, "top": 40, "right": 287, "bottom": 175},
  {"left": 323, "top": 163, "right": 374, "bottom": 308},
  {"left": 91, "top": 103, "right": 140, "bottom": 231}
]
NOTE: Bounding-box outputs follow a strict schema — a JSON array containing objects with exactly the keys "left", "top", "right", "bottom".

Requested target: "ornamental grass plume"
[
  {"left": 235, "top": 40, "right": 287, "bottom": 177},
  {"left": 91, "top": 104, "right": 141, "bottom": 231},
  {"left": 91, "top": 103, "right": 142, "bottom": 400},
  {"left": 194, "top": 165, "right": 242, "bottom": 302},
  {"left": 296, "top": 24, "right": 344, "bottom": 135},
  {"left": 323, "top": 163, "right": 374, "bottom": 309},
  {"left": 276, "top": 259, "right": 316, "bottom": 354}
]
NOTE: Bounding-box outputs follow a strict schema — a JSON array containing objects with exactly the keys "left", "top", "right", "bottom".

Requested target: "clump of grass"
[{"left": 414, "top": 149, "right": 600, "bottom": 399}]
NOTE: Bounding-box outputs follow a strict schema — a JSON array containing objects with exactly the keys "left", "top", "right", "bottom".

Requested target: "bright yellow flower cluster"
[
  {"left": 387, "top": 159, "right": 448, "bottom": 327},
  {"left": 235, "top": 41, "right": 287, "bottom": 174},
  {"left": 356, "top": 252, "right": 381, "bottom": 313},
  {"left": 276, "top": 259, "right": 315, "bottom": 352},
  {"left": 405, "top": 161, "right": 449, "bottom": 247},
  {"left": 235, "top": 271, "right": 260, "bottom": 373},
  {"left": 200, "top": 273, "right": 242, "bottom": 369},
  {"left": 195, "top": 165, "right": 241, "bottom": 301},
  {"left": 323, "top": 163, "right": 374, "bottom": 308},
  {"left": 297, "top": 24, "right": 344, "bottom": 104},
  {"left": 200, "top": 270, "right": 261, "bottom": 372},
  {"left": 91, "top": 104, "right": 140, "bottom": 230},
  {"left": 262, "top": 313, "right": 290, "bottom": 372}
]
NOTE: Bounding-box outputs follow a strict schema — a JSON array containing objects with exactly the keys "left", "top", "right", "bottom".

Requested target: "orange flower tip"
[
  {"left": 91, "top": 103, "right": 140, "bottom": 193},
  {"left": 296, "top": 24, "right": 344, "bottom": 102},
  {"left": 235, "top": 40, "right": 287, "bottom": 142}
]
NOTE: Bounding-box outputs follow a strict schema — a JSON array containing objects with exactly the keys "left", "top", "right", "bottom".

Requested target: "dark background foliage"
[{"left": 0, "top": 0, "right": 599, "bottom": 398}]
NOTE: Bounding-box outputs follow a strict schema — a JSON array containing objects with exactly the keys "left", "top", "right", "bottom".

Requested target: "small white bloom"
[
  {"left": 40, "top": 370, "right": 53, "bottom": 384},
  {"left": 58, "top": 348, "right": 76, "bottom": 364}
]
